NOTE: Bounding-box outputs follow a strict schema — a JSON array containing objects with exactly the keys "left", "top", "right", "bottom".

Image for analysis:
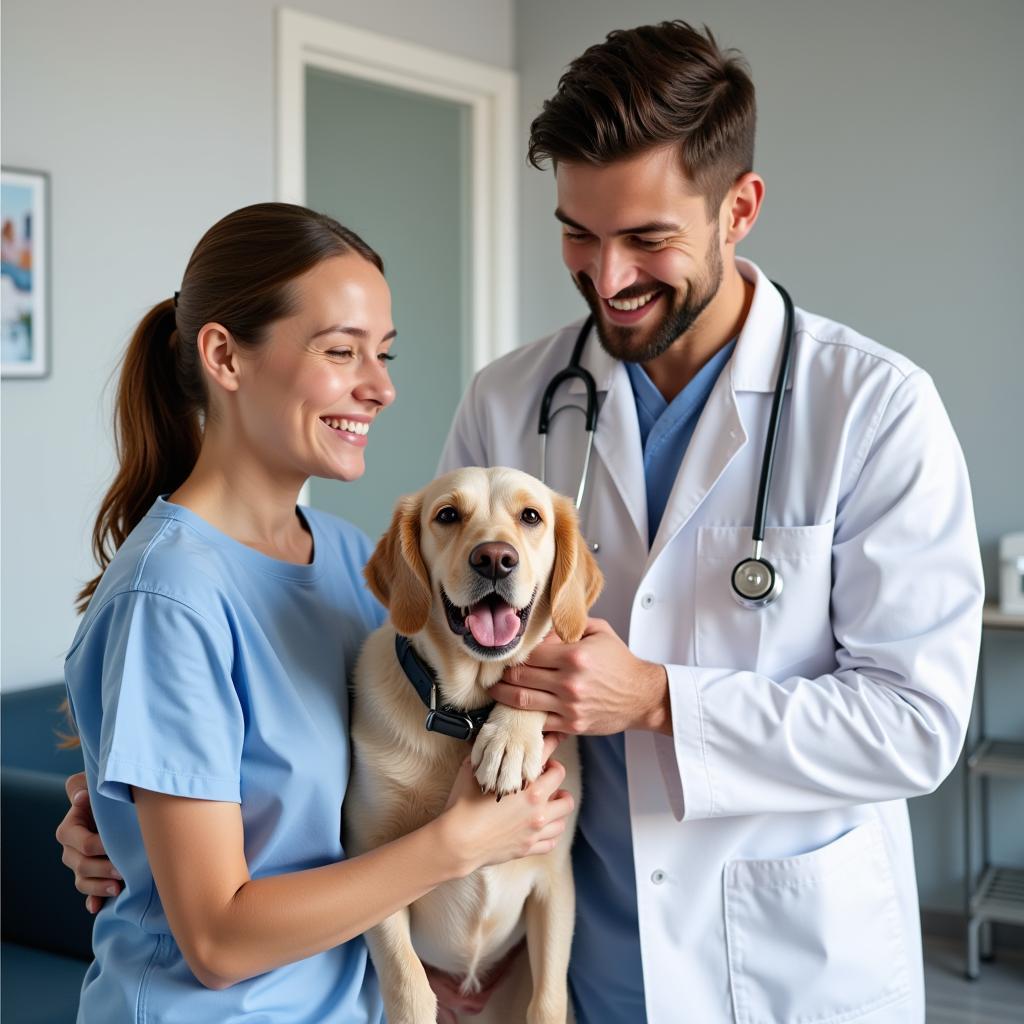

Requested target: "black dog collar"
[{"left": 394, "top": 634, "right": 494, "bottom": 742}]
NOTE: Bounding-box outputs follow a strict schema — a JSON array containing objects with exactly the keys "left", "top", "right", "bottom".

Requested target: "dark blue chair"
[{"left": 1, "top": 682, "right": 92, "bottom": 1023}]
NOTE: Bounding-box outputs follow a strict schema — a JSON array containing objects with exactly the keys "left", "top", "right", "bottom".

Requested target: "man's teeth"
[
  {"left": 322, "top": 417, "right": 370, "bottom": 435},
  {"left": 607, "top": 290, "right": 658, "bottom": 312}
]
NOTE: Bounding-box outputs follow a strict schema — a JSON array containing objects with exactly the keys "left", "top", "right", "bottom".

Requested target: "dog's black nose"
[{"left": 469, "top": 541, "right": 519, "bottom": 581}]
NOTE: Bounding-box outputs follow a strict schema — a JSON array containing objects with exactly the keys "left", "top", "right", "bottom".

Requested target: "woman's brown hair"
[
  {"left": 76, "top": 203, "right": 383, "bottom": 613},
  {"left": 527, "top": 21, "right": 756, "bottom": 216}
]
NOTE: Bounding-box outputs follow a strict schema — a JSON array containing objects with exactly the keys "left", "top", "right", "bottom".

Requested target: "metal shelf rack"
[{"left": 962, "top": 602, "right": 1024, "bottom": 980}]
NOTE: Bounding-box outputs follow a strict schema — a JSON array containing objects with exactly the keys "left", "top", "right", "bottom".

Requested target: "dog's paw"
[{"left": 471, "top": 720, "right": 546, "bottom": 797}]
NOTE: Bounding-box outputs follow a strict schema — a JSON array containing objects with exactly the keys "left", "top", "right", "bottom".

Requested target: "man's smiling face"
[{"left": 556, "top": 144, "right": 725, "bottom": 364}]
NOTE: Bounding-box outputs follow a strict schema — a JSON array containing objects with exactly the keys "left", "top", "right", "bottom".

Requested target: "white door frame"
[{"left": 276, "top": 7, "right": 518, "bottom": 373}]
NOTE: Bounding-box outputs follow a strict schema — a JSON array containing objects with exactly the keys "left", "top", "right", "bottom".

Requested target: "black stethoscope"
[{"left": 538, "top": 281, "right": 796, "bottom": 610}]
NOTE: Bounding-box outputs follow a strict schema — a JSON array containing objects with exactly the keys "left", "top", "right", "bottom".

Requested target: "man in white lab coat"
[{"left": 435, "top": 20, "right": 983, "bottom": 1024}]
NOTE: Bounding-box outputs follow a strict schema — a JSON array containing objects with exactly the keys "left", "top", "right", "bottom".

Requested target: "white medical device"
[{"left": 999, "top": 532, "right": 1024, "bottom": 615}]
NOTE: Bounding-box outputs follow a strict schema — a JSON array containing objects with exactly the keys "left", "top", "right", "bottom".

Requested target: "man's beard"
[{"left": 574, "top": 229, "right": 723, "bottom": 365}]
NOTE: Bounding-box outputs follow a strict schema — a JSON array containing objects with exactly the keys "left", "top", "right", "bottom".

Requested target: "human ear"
[
  {"left": 196, "top": 322, "right": 241, "bottom": 394},
  {"left": 722, "top": 172, "right": 765, "bottom": 246}
]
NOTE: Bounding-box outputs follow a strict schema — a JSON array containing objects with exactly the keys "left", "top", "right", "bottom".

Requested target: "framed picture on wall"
[{"left": 1, "top": 167, "right": 49, "bottom": 378}]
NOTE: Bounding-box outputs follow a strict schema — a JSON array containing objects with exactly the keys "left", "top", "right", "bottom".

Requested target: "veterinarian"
[
  {"left": 435, "top": 21, "right": 984, "bottom": 1024},
  {"left": 55, "top": 203, "right": 575, "bottom": 1022}
]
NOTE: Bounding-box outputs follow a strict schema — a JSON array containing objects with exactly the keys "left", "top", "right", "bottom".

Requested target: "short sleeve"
[{"left": 91, "top": 591, "right": 242, "bottom": 804}]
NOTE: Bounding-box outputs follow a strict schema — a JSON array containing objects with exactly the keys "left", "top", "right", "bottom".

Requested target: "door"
[{"left": 304, "top": 67, "right": 471, "bottom": 539}]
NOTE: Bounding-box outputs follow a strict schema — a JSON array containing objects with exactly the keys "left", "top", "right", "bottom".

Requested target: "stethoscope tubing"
[
  {"left": 751, "top": 283, "right": 795, "bottom": 546},
  {"left": 538, "top": 315, "right": 597, "bottom": 509},
  {"left": 538, "top": 315, "right": 597, "bottom": 435},
  {"left": 538, "top": 283, "right": 796, "bottom": 607}
]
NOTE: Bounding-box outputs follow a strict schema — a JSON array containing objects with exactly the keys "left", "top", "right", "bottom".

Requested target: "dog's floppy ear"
[
  {"left": 549, "top": 493, "right": 604, "bottom": 643},
  {"left": 364, "top": 492, "right": 432, "bottom": 636}
]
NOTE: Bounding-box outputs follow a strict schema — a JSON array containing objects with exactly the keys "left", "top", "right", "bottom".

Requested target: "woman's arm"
[{"left": 134, "top": 750, "right": 571, "bottom": 989}]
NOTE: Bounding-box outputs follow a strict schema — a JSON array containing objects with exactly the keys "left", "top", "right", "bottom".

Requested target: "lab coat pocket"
[
  {"left": 695, "top": 523, "right": 834, "bottom": 675},
  {"left": 724, "top": 821, "right": 910, "bottom": 1024}
]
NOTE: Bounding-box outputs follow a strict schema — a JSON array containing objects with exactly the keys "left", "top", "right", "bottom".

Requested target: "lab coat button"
[
  {"left": 651, "top": 869, "right": 666, "bottom": 884},
  {"left": 640, "top": 593, "right": 655, "bottom": 609}
]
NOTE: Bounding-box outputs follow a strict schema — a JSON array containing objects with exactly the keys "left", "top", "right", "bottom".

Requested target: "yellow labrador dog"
[{"left": 344, "top": 466, "right": 602, "bottom": 1024}]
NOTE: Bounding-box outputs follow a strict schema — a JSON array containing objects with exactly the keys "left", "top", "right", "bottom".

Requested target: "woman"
[{"left": 61, "top": 203, "right": 573, "bottom": 1022}]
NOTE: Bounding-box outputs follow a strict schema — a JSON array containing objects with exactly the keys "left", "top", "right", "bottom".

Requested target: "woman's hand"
[
  {"left": 439, "top": 733, "right": 574, "bottom": 875},
  {"left": 55, "top": 772, "right": 122, "bottom": 913}
]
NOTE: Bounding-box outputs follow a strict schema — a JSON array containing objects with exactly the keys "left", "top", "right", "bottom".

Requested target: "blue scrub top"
[
  {"left": 64, "top": 497, "right": 386, "bottom": 1024},
  {"left": 570, "top": 340, "right": 735, "bottom": 1024}
]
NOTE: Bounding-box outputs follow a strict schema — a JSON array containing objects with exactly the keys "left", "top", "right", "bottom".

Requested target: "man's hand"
[
  {"left": 55, "top": 772, "right": 122, "bottom": 913},
  {"left": 490, "top": 619, "right": 671, "bottom": 736}
]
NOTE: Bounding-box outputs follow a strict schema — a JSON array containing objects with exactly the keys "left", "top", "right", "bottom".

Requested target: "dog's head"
[{"left": 365, "top": 467, "right": 603, "bottom": 664}]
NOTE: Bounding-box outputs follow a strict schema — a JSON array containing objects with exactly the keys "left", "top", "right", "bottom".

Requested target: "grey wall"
[
  {"left": 0, "top": 0, "right": 513, "bottom": 691},
  {"left": 515, "top": 0, "right": 1024, "bottom": 912}
]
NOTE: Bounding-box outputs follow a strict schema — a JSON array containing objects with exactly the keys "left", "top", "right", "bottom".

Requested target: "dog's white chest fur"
[{"left": 410, "top": 859, "right": 535, "bottom": 977}]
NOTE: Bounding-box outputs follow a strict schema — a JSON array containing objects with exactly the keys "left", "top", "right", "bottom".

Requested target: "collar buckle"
[{"left": 425, "top": 708, "right": 476, "bottom": 741}]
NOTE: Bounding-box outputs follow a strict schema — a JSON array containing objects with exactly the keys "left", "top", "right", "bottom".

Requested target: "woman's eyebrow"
[{"left": 311, "top": 325, "right": 398, "bottom": 341}]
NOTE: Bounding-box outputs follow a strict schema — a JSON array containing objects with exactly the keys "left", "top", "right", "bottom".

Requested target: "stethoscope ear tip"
[{"left": 731, "top": 557, "right": 783, "bottom": 609}]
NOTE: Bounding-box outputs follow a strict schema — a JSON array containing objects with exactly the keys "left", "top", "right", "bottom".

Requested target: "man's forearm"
[{"left": 638, "top": 660, "right": 672, "bottom": 736}]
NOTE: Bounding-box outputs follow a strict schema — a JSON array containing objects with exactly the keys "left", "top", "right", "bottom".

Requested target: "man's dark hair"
[{"left": 528, "top": 21, "right": 756, "bottom": 216}]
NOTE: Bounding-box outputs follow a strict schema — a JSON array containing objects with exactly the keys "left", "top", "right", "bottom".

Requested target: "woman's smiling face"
[{"left": 229, "top": 253, "right": 397, "bottom": 487}]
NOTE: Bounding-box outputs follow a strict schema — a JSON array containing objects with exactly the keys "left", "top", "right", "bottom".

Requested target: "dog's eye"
[
  {"left": 520, "top": 508, "right": 542, "bottom": 526},
  {"left": 435, "top": 505, "right": 461, "bottom": 525}
]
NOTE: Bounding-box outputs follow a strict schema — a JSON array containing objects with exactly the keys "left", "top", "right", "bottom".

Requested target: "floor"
[
  {"left": 2, "top": 936, "right": 1019, "bottom": 1023},
  {"left": 924, "top": 937, "right": 1024, "bottom": 1022}
]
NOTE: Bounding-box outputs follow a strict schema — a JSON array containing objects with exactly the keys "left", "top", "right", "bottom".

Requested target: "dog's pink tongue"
[{"left": 466, "top": 602, "right": 520, "bottom": 647}]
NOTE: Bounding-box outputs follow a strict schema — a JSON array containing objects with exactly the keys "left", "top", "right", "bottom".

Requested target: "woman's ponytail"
[{"left": 75, "top": 298, "right": 202, "bottom": 612}]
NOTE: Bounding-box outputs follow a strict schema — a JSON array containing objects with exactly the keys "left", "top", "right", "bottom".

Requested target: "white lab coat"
[{"left": 438, "top": 258, "right": 983, "bottom": 1023}]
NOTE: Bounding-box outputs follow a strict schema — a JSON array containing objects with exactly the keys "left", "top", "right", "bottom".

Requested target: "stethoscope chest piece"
[{"left": 731, "top": 555, "right": 783, "bottom": 609}]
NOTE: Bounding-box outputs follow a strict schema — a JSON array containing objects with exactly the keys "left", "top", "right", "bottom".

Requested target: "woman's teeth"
[
  {"left": 607, "top": 290, "right": 659, "bottom": 312},
  {"left": 322, "top": 417, "right": 370, "bottom": 435}
]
